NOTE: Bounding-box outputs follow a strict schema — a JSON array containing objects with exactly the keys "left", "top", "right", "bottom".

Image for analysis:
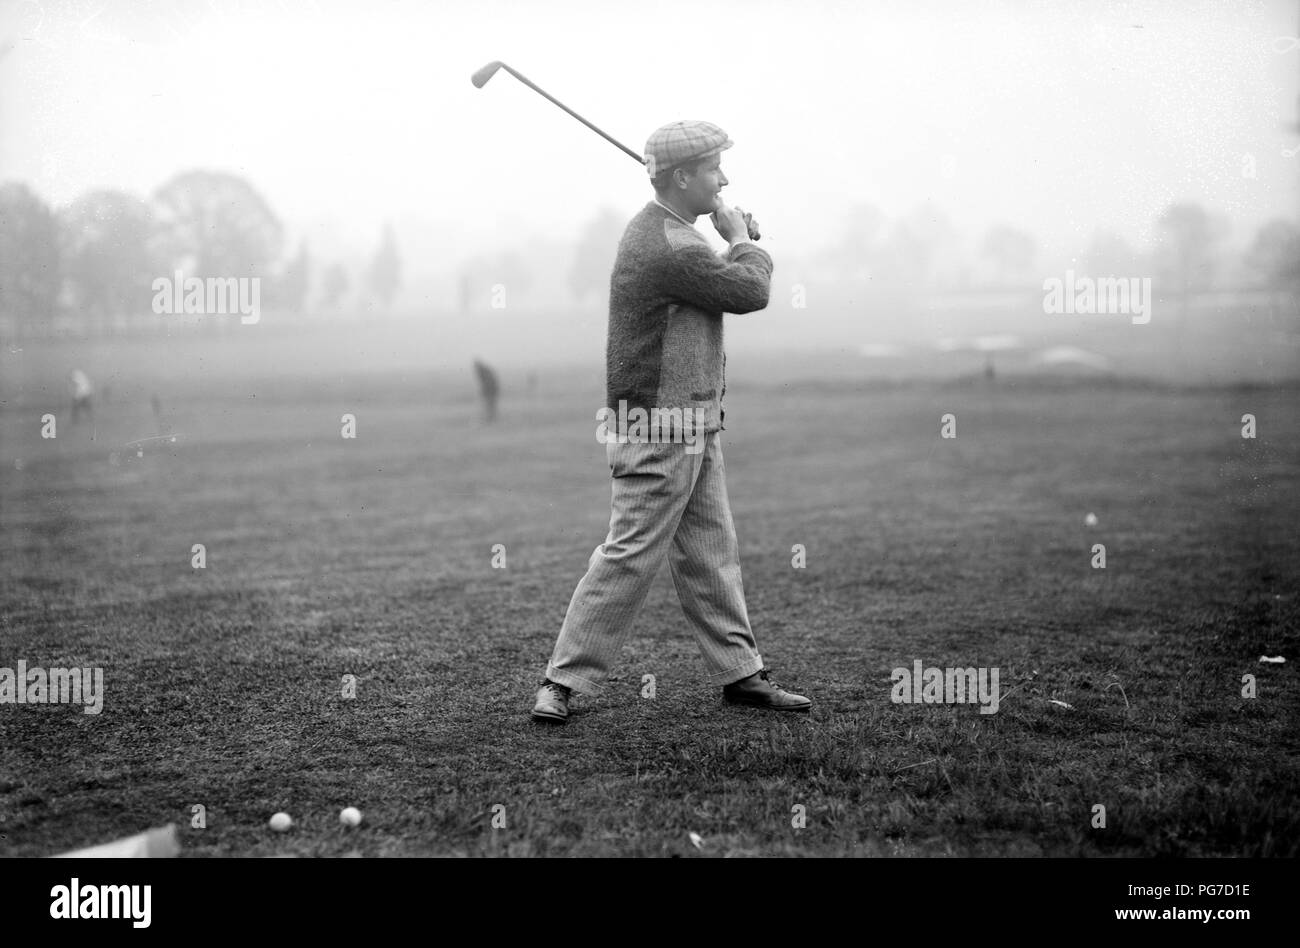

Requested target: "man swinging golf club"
[{"left": 531, "top": 120, "right": 811, "bottom": 723}]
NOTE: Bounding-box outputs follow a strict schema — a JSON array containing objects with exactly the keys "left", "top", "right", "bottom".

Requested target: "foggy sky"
[{"left": 1, "top": 0, "right": 1297, "bottom": 272}]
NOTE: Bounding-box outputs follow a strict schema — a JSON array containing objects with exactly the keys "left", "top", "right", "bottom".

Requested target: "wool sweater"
[{"left": 606, "top": 201, "right": 774, "bottom": 436}]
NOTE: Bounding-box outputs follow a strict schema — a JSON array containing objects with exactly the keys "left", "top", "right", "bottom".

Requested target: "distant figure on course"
[
  {"left": 151, "top": 393, "right": 172, "bottom": 437},
  {"left": 473, "top": 358, "right": 500, "bottom": 422},
  {"left": 69, "top": 369, "right": 93, "bottom": 426}
]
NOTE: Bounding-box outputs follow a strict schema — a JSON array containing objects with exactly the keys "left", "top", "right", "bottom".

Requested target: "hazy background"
[
  {"left": 1, "top": 0, "right": 1298, "bottom": 382},
  {"left": 3, "top": 1, "right": 1299, "bottom": 860}
]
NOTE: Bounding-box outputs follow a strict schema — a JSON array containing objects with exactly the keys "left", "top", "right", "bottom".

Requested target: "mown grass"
[{"left": 1, "top": 361, "right": 1297, "bottom": 856}]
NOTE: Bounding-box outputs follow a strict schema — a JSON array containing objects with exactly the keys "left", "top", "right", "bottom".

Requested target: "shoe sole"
[
  {"left": 723, "top": 698, "right": 812, "bottom": 712},
  {"left": 530, "top": 710, "right": 568, "bottom": 723}
]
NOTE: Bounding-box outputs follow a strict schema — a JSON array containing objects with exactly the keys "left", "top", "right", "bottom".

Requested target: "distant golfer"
[
  {"left": 532, "top": 120, "right": 810, "bottom": 723},
  {"left": 472, "top": 358, "right": 500, "bottom": 422},
  {"left": 68, "top": 369, "right": 93, "bottom": 426}
]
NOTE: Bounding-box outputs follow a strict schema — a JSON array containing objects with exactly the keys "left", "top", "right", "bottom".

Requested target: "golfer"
[
  {"left": 532, "top": 120, "right": 811, "bottom": 722},
  {"left": 69, "top": 369, "right": 94, "bottom": 426}
]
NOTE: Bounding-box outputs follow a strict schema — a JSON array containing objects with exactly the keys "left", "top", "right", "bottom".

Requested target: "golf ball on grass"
[
  {"left": 269, "top": 812, "right": 293, "bottom": 832},
  {"left": 340, "top": 807, "right": 363, "bottom": 827}
]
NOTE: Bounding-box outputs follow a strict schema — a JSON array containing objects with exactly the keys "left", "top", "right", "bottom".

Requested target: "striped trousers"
[{"left": 545, "top": 430, "right": 764, "bottom": 694}]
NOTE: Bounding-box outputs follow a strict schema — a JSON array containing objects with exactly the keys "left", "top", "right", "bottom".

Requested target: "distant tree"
[
  {"left": 368, "top": 223, "right": 401, "bottom": 309},
  {"left": 320, "top": 262, "right": 350, "bottom": 310},
  {"left": 151, "top": 170, "right": 283, "bottom": 279},
  {"left": 0, "top": 182, "right": 61, "bottom": 330},
  {"left": 270, "top": 239, "right": 311, "bottom": 314},
  {"left": 458, "top": 269, "right": 472, "bottom": 314},
  {"left": 878, "top": 204, "right": 959, "bottom": 287},
  {"left": 823, "top": 202, "right": 885, "bottom": 283},
  {"left": 568, "top": 207, "right": 624, "bottom": 301},
  {"left": 1152, "top": 202, "right": 1228, "bottom": 344},
  {"left": 60, "top": 189, "right": 156, "bottom": 330},
  {"left": 1246, "top": 219, "right": 1300, "bottom": 324},
  {"left": 1245, "top": 219, "right": 1300, "bottom": 289},
  {"left": 980, "top": 225, "right": 1037, "bottom": 284},
  {"left": 1154, "top": 202, "right": 1228, "bottom": 300}
]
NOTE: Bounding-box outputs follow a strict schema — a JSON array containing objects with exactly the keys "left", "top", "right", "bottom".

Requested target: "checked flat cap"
[{"left": 644, "top": 120, "right": 733, "bottom": 177}]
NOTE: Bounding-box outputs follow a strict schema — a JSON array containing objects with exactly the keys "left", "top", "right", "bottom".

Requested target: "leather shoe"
[
  {"left": 722, "top": 668, "right": 811, "bottom": 712},
  {"left": 531, "top": 680, "right": 571, "bottom": 723}
]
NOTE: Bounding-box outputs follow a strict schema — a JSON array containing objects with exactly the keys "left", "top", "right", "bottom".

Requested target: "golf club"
[{"left": 471, "top": 60, "right": 759, "bottom": 240}]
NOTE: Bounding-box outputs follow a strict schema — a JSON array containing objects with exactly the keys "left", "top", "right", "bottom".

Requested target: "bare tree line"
[{"left": 2, "top": 172, "right": 1296, "bottom": 337}]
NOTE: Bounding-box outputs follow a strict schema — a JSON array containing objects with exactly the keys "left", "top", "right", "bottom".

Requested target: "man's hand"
[
  {"left": 736, "top": 206, "right": 761, "bottom": 241},
  {"left": 709, "top": 202, "right": 760, "bottom": 244}
]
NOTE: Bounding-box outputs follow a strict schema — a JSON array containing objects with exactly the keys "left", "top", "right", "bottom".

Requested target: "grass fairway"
[{"left": 2, "top": 353, "right": 1298, "bottom": 857}]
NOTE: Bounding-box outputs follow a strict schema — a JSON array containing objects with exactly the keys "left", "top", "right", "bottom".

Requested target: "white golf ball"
[
  {"left": 340, "top": 807, "right": 363, "bottom": 827},
  {"left": 1085, "top": 513, "right": 1098, "bottom": 527},
  {"left": 269, "top": 812, "right": 293, "bottom": 832}
]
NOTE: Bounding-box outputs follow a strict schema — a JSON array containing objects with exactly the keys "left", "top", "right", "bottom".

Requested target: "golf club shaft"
[
  {"left": 496, "top": 63, "right": 644, "bottom": 165},
  {"left": 474, "top": 61, "right": 760, "bottom": 240}
]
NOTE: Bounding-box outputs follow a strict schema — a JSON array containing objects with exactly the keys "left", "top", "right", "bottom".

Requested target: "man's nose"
[{"left": 719, "top": 172, "right": 728, "bottom": 186}]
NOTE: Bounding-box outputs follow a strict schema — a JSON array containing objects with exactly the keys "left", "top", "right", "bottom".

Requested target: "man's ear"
[{"left": 673, "top": 168, "right": 688, "bottom": 190}]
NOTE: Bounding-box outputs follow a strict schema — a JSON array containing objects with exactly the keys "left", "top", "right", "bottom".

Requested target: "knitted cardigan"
[{"left": 605, "top": 201, "right": 774, "bottom": 435}]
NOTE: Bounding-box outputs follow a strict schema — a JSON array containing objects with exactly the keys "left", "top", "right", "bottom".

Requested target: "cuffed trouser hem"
[
  {"left": 545, "top": 664, "right": 603, "bottom": 697},
  {"left": 710, "top": 654, "right": 765, "bottom": 687}
]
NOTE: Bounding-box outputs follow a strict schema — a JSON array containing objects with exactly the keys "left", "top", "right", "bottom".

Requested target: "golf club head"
[{"left": 471, "top": 61, "right": 504, "bottom": 88}]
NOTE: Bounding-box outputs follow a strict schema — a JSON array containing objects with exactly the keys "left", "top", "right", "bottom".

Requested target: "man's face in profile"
[{"left": 677, "top": 154, "right": 729, "bottom": 216}]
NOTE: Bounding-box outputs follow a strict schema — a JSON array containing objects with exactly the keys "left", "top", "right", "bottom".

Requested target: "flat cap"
[{"left": 644, "top": 120, "right": 733, "bottom": 177}]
